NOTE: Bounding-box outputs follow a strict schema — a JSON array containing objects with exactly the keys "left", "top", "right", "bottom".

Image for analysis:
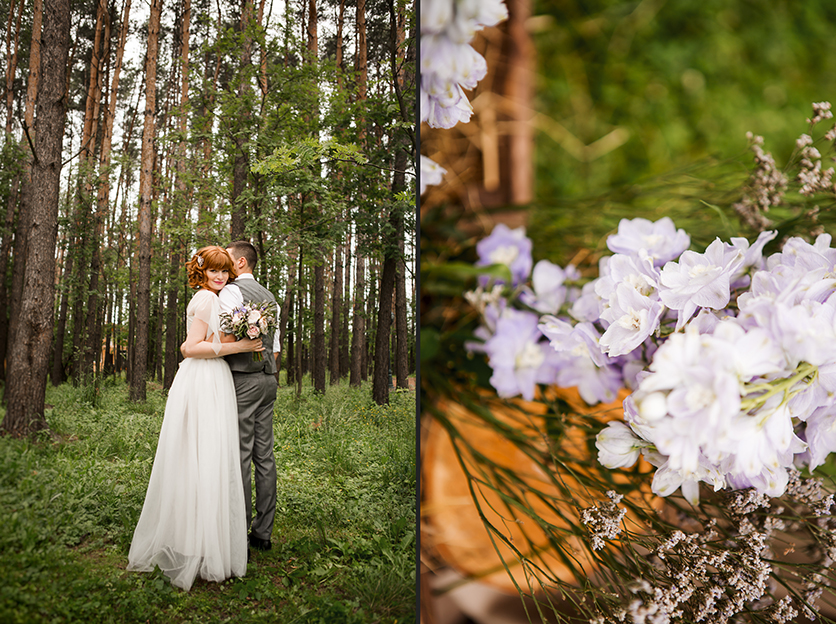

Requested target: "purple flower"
[
  {"left": 606, "top": 217, "right": 690, "bottom": 266},
  {"left": 659, "top": 238, "right": 743, "bottom": 330},
  {"left": 538, "top": 317, "right": 622, "bottom": 404},
  {"left": 475, "top": 224, "right": 533, "bottom": 287},
  {"left": 483, "top": 309, "right": 557, "bottom": 401},
  {"left": 598, "top": 283, "right": 665, "bottom": 357},
  {"left": 800, "top": 404, "right": 836, "bottom": 470},
  {"left": 519, "top": 259, "right": 571, "bottom": 314}
]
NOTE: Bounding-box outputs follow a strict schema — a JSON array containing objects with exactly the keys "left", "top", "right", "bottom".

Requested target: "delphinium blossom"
[
  {"left": 420, "top": 155, "right": 446, "bottom": 195},
  {"left": 606, "top": 216, "right": 690, "bottom": 266},
  {"left": 467, "top": 211, "right": 836, "bottom": 504},
  {"left": 482, "top": 308, "right": 558, "bottom": 402},
  {"left": 419, "top": 0, "right": 508, "bottom": 192},
  {"left": 475, "top": 223, "right": 533, "bottom": 287}
]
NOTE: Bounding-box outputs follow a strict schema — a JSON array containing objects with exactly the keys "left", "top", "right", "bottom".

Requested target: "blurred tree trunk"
[
  {"left": 2, "top": 0, "right": 70, "bottom": 436},
  {"left": 154, "top": 285, "right": 164, "bottom": 381},
  {"left": 276, "top": 233, "right": 296, "bottom": 383},
  {"left": 131, "top": 0, "right": 163, "bottom": 402},
  {"left": 313, "top": 260, "right": 325, "bottom": 392},
  {"left": 335, "top": 0, "right": 344, "bottom": 79}
]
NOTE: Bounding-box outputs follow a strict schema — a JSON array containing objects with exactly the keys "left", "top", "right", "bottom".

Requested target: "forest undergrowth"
[{"left": 0, "top": 375, "right": 416, "bottom": 624}]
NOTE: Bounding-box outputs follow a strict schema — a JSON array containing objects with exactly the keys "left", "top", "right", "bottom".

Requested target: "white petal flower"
[
  {"left": 420, "top": 155, "right": 447, "bottom": 194},
  {"left": 596, "top": 422, "right": 645, "bottom": 469}
]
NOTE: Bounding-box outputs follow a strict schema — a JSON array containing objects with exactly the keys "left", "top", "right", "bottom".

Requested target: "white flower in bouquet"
[
  {"left": 419, "top": 0, "right": 508, "bottom": 191},
  {"left": 467, "top": 209, "right": 836, "bottom": 503}
]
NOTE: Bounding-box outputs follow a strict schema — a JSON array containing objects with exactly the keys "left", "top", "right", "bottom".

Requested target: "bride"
[{"left": 127, "top": 245, "right": 263, "bottom": 590}]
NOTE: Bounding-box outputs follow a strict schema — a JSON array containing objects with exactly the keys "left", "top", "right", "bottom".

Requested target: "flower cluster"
[
  {"left": 580, "top": 490, "right": 627, "bottom": 551},
  {"left": 419, "top": 0, "right": 508, "bottom": 193},
  {"left": 219, "top": 301, "right": 277, "bottom": 361},
  {"left": 467, "top": 204, "right": 836, "bottom": 503}
]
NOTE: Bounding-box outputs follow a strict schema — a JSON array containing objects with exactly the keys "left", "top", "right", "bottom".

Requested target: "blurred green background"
[
  {"left": 420, "top": 0, "right": 836, "bottom": 395},
  {"left": 527, "top": 0, "right": 836, "bottom": 261}
]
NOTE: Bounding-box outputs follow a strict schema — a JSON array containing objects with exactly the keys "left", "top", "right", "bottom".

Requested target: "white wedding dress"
[{"left": 127, "top": 288, "right": 247, "bottom": 590}]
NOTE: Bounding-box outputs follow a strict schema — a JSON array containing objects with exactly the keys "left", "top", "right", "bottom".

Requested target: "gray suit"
[{"left": 226, "top": 277, "right": 278, "bottom": 542}]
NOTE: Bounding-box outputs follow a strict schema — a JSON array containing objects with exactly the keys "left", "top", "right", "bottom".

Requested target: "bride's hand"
[{"left": 237, "top": 338, "right": 265, "bottom": 353}]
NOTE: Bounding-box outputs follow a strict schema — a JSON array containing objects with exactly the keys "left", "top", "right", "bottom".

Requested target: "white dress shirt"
[{"left": 218, "top": 273, "right": 282, "bottom": 354}]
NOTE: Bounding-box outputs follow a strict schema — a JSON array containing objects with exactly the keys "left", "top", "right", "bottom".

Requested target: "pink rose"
[{"left": 247, "top": 325, "right": 261, "bottom": 339}]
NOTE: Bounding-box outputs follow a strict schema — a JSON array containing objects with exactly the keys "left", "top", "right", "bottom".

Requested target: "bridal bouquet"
[
  {"left": 220, "top": 301, "right": 277, "bottom": 361},
  {"left": 468, "top": 214, "right": 836, "bottom": 504}
]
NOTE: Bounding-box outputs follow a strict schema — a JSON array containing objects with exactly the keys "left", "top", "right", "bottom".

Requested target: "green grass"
[{"left": 0, "top": 375, "right": 416, "bottom": 623}]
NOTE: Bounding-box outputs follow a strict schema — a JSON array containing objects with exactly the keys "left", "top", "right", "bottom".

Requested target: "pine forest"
[{"left": 0, "top": 0, "right": 416, "bottom": 436}]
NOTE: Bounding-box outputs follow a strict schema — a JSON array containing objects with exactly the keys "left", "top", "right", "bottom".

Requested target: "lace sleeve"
[{"left": 189, "top": 290, "right": 223, "bottom": 355}]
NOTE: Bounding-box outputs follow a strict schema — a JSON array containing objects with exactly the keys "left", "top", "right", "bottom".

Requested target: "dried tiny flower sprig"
[
  {"left": 581, "top": 491, "right": 627, "bottom": 551},
  {"left": 734, "top": 102, "right": 836, "bottom": 235},
  {"left": 580, "top": 471, "right": 836, "bottom": 623}
]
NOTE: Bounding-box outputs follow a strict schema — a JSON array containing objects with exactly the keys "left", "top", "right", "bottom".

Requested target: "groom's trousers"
[{"left": 232, "top": 370, "right": 278, "bottom": 542}]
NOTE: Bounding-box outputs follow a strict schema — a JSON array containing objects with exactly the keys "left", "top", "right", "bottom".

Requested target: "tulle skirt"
[{"left": 127, "top": 357, "right": 247, "bottom": 590}]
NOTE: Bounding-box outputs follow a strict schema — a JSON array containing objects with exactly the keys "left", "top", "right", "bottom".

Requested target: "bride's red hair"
[{"left": 186, "top": 245, "right": 238, "bottom": 289}]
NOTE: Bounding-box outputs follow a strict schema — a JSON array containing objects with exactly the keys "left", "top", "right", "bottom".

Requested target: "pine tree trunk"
[
  {"left": 393, "top": 151, "right": 409, "bottom": 389},
  {"left": 364, "top": 261, "right": 378, "bottom": 381},
  {"left": 349, "top": 253, "right": 365, "bottom": 387},
  {"left": 0, "top": 173, "right": 19, "bottom": 381},
  {"left": 373, "top": 251, "right": 395, "bottom": 406},
  {"left": 131, "top": 0, "right": 163, "bottom": 402},
  {"left": 24, "top": 0, "right": 43, "bottom": 131},
  {"left": 51, "top": 225, "right": 73, "bottom": 384},
  {"left": 286, "top": 289, "right": 295, "bottom": 386},
  {"left": 277, "top": 260, "right": 296, "bottom": 384},
  {"left": 2, "top": 0, "right": 70, "bottom": 437},
  {"left": 295, "top": 253, "right": 304, "bottom": 396},
  {"left": 154, "top": 285, "right": 164, "bottom": 381},
  {"left": 313, "top": 259, "right": 326, "bottom": 392},
  {"left": 164, "top": 0, "right": 190, "bottom": 390},
  {"left": 328, "top": 242, "right": 342, "bottom": 384},
  {"left": 230, "top": 0, "right": 253, "bottom": 241},
  {"left": 2, "top": 0, "right": 43, "bottom": 382},
  {"left": 335, "top": 0, "right": 344, "bottom": 80},
  {"left": 340, "top": 226, "right": 350, "bottom": 377},
  {"left": 3, "top": 0, "right": 23, "bottom": 133}
]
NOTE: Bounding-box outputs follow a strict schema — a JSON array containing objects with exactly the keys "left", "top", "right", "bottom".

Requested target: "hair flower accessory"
[{"left": 196, "top": 255, "right": 204, "bottom": 267}]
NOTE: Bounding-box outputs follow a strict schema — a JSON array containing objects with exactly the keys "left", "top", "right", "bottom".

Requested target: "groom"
[{"left": 219, "top": 240, "right": 280, "bottom": 552}]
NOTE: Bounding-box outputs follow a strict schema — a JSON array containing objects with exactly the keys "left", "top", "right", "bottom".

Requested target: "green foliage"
[
  {"left": 529, "top": 0, "right": 836, "bottom": 260},
  {"left": 0, "top": 379, "right": 415, "bottom": 624},
  {"left": 253, "top": 138, "right": 368, "bottom": 176}
]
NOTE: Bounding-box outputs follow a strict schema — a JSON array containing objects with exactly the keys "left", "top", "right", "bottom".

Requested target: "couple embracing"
[{"left": 126, "top": 241, "right": 280, "bottom": 591}]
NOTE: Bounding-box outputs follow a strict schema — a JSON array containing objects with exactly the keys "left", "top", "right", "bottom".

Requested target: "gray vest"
[{"left": 226, "top": 277, "right": 278, "bottom": 374}]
